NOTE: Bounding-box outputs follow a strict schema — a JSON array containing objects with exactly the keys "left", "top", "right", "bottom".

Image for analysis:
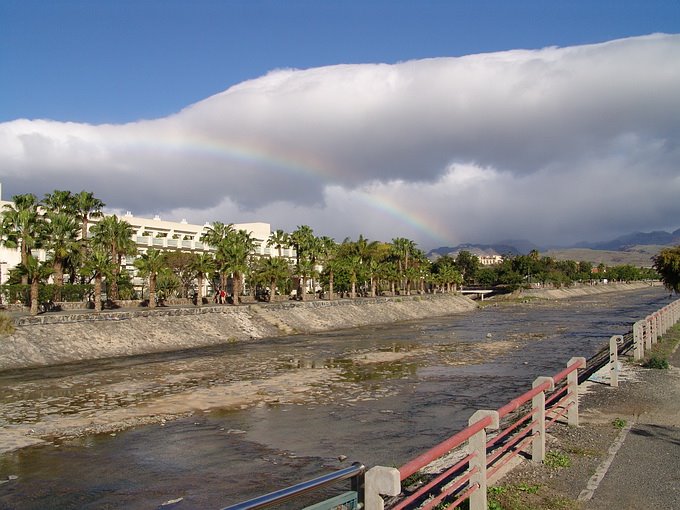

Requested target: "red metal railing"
[{"left": 389, "top": 359, "right": 585, "bottom": 510}]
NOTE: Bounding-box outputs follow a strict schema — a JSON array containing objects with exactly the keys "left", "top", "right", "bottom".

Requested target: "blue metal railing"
[{"left": 220, "top": 462, "right": 365, "bottom": 510}]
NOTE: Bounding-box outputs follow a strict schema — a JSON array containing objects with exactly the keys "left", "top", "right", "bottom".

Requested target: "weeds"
[
  {"left": 612, "top": 418, "right": 627, "bottom": 430},
  {"left": 544, "top": 451, "right": 571, "bottom": 469},
  {"left": 0, "top": 313, "right": 15, "bottom": 336},
  {"left": 643, "top": 355, "right": 669, "bottom": 369}
]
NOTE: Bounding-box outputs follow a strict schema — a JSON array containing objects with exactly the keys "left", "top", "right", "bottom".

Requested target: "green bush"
[
  {"left": 0, "top": 283, "right": 92, "bottom": 304},
  {"left": 643, "top": 355, "right": 669, "bottom": 369}
]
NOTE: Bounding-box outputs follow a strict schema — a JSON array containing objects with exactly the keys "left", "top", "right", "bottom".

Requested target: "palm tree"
[
  {"left": 73, "top": 191, "right": 105, "bottom": 267},
  {"left": 258, "top": 256, "right": 291, "bottom": 301},
  {"left": 1, "top": 194, "right": 44, "bottom": 284},
  {"left": 17, "top": 255, "right": 53, "bottom": 315},
  {"left": 267, "top": 229, "right": 289, "bottom": 258},
  {"left": 391, "top": 237, "right": 417, "bottom": 293},
  {"left": 90, "top": 215, "right": 136, "bottom": 300},
  {"left": 318, "top": 236, "right": 337, "bottom": 300},
  {"left": 344, "top": 255, "right": 362, "bottom": 299},
  {"left": 42, "top": 190, "right": 75, "bottom": 214},
  {"left": 201, "top": 222, "right": 235, "bottom": 291},
  {"left": 134, "top": 249, "right": 166, "bottom": 309},
  {"left": 215, "top": 229, "right": 254, "bottom": 304},
  {"left": 289, "top": 225, "right": 314, "bottom": 300},
  {"left": 43, "top": 212, "right": 80, "bottom": 301},
  {"left": 82, "top": 248, "right": 114, "bottom": 311},
  {"left": 191, "top": 252, "right": 216, "bottom": 306}
]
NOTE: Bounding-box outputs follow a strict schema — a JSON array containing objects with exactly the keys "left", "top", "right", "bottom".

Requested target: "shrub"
[
  {"left": 0, "top": 313, "right": 15, "bottom": 336},
  {"left": 643, "top": 355, "right": 669, "bottom": 369}
]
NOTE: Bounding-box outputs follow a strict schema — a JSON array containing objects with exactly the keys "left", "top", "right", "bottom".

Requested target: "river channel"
[{"left": 0, "top": 286, "right": 670, "bottom": 509}]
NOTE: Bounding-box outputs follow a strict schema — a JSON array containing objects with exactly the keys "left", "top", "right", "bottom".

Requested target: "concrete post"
[
  {"left": 633, "top": 321, "right": 644, "bottom": 361},
  {"left": 468, "top": 410, "right": 499, "bottom": 510},
  {"left": 364, "top": 466, "right": 401, "bottom": 510},
  {"left": 567, "top": 357, "right": 586, "bottom": 426},
  {"left": 609, "top": 336, "right": 622, "bottom": 388},
  {"left": 532, "top": 376, "right": 554, "bottom": 463},
  {"left": 645, "top": 317, "right": 653, "bottom": 351}
]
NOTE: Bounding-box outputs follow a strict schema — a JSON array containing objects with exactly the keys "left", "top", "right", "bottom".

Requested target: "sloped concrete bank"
[
  {"left": 520, "top": 281, "right": 656, "bottom": 299},
  {"left": 0, "top": 294, "right": 477, "bottom": 371}
]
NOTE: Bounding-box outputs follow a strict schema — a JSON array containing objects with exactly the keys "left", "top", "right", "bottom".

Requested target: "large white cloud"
[{"left": 1, "top": 34, "right": 679, "bottom": 248}]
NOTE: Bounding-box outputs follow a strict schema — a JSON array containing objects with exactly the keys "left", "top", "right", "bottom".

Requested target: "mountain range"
[{"left": 427, "top": 228, "right": 680, "bottom": 260}]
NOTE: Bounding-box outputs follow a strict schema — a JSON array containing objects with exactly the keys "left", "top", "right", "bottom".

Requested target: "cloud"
[{"left": 1, "top": 34, "right": 679, "bottom": 249}]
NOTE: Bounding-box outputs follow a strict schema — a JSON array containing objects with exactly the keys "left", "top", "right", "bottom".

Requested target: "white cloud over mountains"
[{"left": 1, "top": 34, "right": 679, "bottom": 248}]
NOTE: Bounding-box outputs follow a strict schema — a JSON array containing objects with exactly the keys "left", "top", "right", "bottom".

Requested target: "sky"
[{"left": 1, "top": 1, "right": 679, "bottom": 250}]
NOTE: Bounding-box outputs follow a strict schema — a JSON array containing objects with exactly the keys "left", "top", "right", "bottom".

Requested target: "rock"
[
  {"left": 159, "top": 497, "right": 183, "bottom": 507},
  {"left": 337, "top": 455, "right": 348, "bottom": 462}
]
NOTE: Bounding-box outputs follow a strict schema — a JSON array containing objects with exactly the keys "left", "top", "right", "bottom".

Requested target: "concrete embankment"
[
  {"left": 0, "top": 294, "right": 477, "bottom": 371},
  {"left": 0, "top": 283, "right": 657, "bottom": 371},
  {"left": 520, "top": 281, "right": 656, "bottom": 300}
]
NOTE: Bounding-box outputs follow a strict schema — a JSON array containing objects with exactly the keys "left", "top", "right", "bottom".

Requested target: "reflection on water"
[{"left": 0, "top": 287, "right": 671, "bottom": 509}]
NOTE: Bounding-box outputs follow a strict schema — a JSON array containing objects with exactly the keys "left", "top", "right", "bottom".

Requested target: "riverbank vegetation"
[{"left": 0, "top": 189, "right": 665, "bottom": 315}]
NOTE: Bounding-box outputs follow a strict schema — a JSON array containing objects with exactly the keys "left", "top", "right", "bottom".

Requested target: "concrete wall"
[{"left": 0, "top": 294, "right": 477, "bottom": 370}]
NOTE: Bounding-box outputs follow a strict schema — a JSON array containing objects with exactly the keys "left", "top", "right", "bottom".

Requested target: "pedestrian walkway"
[{"left": 493, "top": 326, "right": 680, "bottom": 510}]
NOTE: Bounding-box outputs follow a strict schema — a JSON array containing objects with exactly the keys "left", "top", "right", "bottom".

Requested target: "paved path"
[
  {"left": 498, "top": 326, "right": 680, "bottom": 510},
  {"left": 579, "top": 343, "right": 680, "bottom": 510}
]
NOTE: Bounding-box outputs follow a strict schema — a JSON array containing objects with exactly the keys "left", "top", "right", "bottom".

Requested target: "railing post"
[
  {"left": 468, "top": 410, "right": 499, "bottom": 510},
  {"left": 567, "top": 357, "right": 586, "bottom": 426},
  {"left": 532, "top": 377, "right": 554, "bottom": 463},
  {"left": 633, "top": 320, "right": 645, "bottom": 361},
  {"left": 645, "top": 316, "right": 653, "bottom": 351},
  {"left": 609, "top": 336, "right": 622, "bottom": 388},
  {"left": 364, "top": 466, "right": 400, "bottom": 510}
]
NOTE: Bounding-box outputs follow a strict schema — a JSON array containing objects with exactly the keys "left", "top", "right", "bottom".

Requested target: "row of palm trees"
[{"left": 0, "top": 190, "right": 464, "bottom": 315}]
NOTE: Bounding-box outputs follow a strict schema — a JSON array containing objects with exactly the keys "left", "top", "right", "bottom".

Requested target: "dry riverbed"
[{"left": 0, "top": 333, "right": 530, "bottom": 455}]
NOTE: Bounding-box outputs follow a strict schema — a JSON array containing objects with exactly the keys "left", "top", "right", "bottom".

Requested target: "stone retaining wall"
[{"left": 0, "top": 294, "right": 477, "bottom": 370}]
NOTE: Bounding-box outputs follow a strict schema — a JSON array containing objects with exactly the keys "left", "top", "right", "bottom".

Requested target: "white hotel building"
[{"left": 0, "top": 189, "right": 295, "bottom": 287}]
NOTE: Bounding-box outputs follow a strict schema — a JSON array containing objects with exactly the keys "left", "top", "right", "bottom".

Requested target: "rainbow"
[{"left": 117, "top": 130, "right": 452, "bottom": 245}]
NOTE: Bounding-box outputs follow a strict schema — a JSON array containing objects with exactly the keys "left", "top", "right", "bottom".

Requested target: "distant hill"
[
  {"left": 427, "top": 228, "right": 678, "bottom": 265},
  {"left": 544, "top": 245, "right": 664, "bottom": 267},
  {"left": 427, "top": 241, "right": 535, "bottom": 260},
  {"left": 573, "top": 228, "right": 680, "bottom": 251}
]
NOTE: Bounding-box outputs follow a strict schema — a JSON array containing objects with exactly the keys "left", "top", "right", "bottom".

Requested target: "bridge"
[
  {"left": 220, "top": 298, "right": 680, "bottom": 510},
  {"left": 459, "top": 288, "right": 494, "bottom": 300}
]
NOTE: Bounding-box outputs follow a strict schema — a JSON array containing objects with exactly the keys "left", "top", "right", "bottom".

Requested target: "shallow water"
[{"left": 0, "top": 287, "right": 670, "bottom": 509}]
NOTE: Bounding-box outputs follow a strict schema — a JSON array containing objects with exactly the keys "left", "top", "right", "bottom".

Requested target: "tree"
[
  {"left": 191, "top": 253, "right": 216, "bottom": 306},
  {"left": 201, "top": 222, "right": 235, "bottom": 291},
  {"left": 391, "top": 237, "right": 417, "bottom": 293},
  {"left": 16, "top": 255, "right": 53, "bottom": 315},
  {"left": 164, "top": 251, "right": 197, "bottom": 298},
  {"left": 73, "top": 191, "right": 105, "bottom": 268},
  {"left": 42, "top": 211, "right": 80, "bottom": 301},
  {"left": 134, "top": 249, "right": 166, "bottom": 308},
  {"left": 289, "top": 225, "right": 315, "bottom": 300},
  {"left": 81, "top": 248, "right": 114, "bottom": 311},
  {"left": 267, "top": 229, "right": 289, "bottom": 258},
  {"left": 214, "top": 229, "right": 254, "bottom": 304},
  {"left": 455, "top": 250, "right": 480, "bottom": 286},
  {"left": 653, "top": 246, "right": 680, "bottom": 294},
  {"left": 257, "top": 256, "right": 291, "bottom": 301},
  {"left": 1, "top": 194, "right": 44, "bottom": 284},
  {"left": 90, "top": 215, "right": 136, "bottom": 300},
  {"left": 318, "top": 236, "right": 338, "bottom": 299}
]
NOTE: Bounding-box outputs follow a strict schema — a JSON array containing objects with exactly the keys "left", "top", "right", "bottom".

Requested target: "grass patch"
[
  {"left": 612, "top": 418, "right": 627, "bottom": 430},
  {"left": 544, "top": 451, "right": 571, "bottom": 469},
  {"left": 0, "top": 313, "right": 15, "bottom": 336},
  {"left": 487, "top": 483, "right": 576, "bottom": 510}
]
